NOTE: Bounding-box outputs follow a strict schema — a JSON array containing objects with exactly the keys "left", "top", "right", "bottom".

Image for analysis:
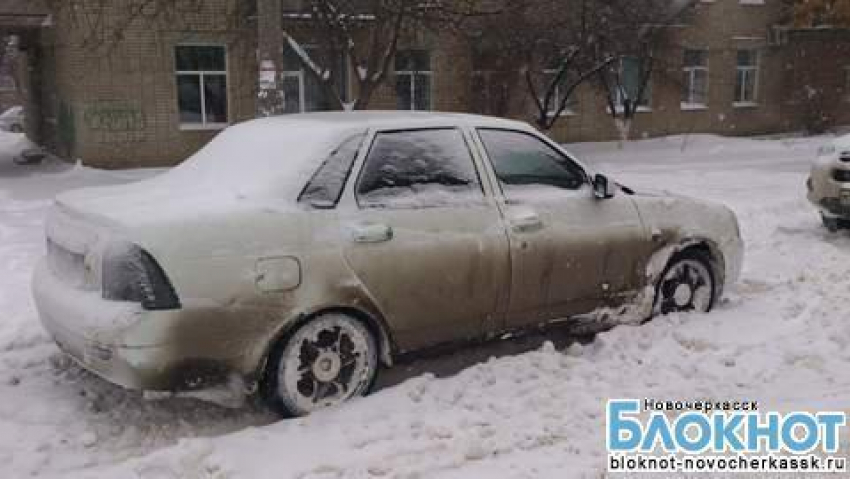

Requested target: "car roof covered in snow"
[{"left": 238, "top": 111, "right": 532, "bottom": 132}]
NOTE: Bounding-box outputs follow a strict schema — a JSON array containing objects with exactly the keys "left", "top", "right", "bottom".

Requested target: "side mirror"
[{"left": 593, "top": 173, "right": 616, "bottom": 200}]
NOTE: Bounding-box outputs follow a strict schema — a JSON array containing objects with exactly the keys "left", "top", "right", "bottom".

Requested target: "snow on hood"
[
  {"left": 55, "top": 119, "right": 363, "bottom": 227},
  {"left": 831, "top": 134, "right": 850, "bottom": 151}
]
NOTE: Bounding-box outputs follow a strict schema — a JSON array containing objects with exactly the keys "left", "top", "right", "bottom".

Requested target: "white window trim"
[
  {"left": 542, "top": 69, "right": 577, "bottom": 116},
  {"left": 175, "top": 44, "right": 229, "bottom": 130},
  {"left": 281, "top": 44, "right": 351, "bottom": 113},
  {"left": 682, "top": 50, "right": 709, "bottom": 110},
  {"left": 734, "top": 50, "right": 759, "bottom": 107},
  {"left": 395, "top": 65, "right": 433, "bottom": 111},
  {"left": 611, "top": 58, "right": 652, "bottom": 113},
  {"left": 609, "top": 105, "right": 653, "bottom": 115},
  {"left": 281, "top": 70, "right": 307, "bottom": 113}
]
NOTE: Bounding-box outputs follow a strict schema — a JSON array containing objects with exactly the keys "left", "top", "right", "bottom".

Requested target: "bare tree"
[
  {"left": 471, "top": 0, "right": 618, "bottom": 132},
  {"left": 596, "top": 0, "right": 697, "bottom": 143},
  {"left": 280, "top": 0, "right": 487, "bottom": 111}
]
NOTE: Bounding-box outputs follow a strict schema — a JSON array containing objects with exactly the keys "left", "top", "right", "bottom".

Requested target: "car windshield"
[{"left": 153, "top": 120, "right": 362, "bottom": 200}]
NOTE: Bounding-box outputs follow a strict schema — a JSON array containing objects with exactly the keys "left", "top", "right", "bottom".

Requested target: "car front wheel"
[
  {"left": 653, "top": 250, "right": 716, "bottom": 316},
  {"left": 262, "top": 313, "right": 379, "bottom": 417}
]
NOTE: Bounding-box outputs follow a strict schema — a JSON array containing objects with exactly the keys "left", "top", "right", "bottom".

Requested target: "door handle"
[
  {"left": 509, "top": 213, "right": 543, "bottom": 233},
  {"left": 351, "top": 223, "right": 394, "bottom": 243}
]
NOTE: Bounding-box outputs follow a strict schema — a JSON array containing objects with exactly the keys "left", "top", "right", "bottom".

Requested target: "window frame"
[
  {"left": 682, "top": 48, "right": 709, "bottom": 110},
  {"left": 353, "top": 127, "right": 486, "bottom": 210},
  {"left": 542, "top": 69, "right": 579, "bottom": 116},
  {"left": 394, "top": 50, "right": 433, "bottom": 111},
  {"left": 734, "top": 48, "right": 760, "bottom": 107},
  {"left": 474, "top": 127, "right": 590, "bottom": 199},
  {"left": 281, "top": 44, "right": 349, "bottom": 113},
  {"left": 281, "top": 70, "right": 307, "bottom": 113},
  {"left": 174, "top": 43, "right": 229, "bottom": 130}
]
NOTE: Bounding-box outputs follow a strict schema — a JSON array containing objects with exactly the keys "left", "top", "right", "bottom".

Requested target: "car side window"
[
  {"left": 299, "top": 133, "right": 366, "bottom": 208},
  {"left": 477, "top": 128, "right": 587, "bottom": 194},
  {"left": 356, "top": 128, "right": 484, "bottom": 209}
]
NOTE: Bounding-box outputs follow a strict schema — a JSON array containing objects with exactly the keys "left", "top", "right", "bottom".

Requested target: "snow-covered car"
[
  {"left": 32, "top": 112, "right": 743, "bottom": 417},
  {"left": 807, "top": 135, "right": 850, "bottom": 231},
  {"left": 0, "top": 106, "right": 24, "bottom": 133}
]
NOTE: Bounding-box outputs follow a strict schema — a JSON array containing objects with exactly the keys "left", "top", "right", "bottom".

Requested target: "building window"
[
  {"left": 281, "top": 45, "right": 348, "bottom": 113},
  {"left": 616, "top": 56, "right": 652, "bottom": 111},
  {"left": 395, "top": 50, "right": 432, "bottom": 111},
  {"left": 682, "top": 49, "right": 709, "bottom": 109},
  {"left": 542, "top": 69, "right": 579, "bottom": 115},
  {"left": 175, "top": 45, "right": 228, "bottom": 128},
  {"left": 734, "top": 49, "right": 759, "bottom": 105}
]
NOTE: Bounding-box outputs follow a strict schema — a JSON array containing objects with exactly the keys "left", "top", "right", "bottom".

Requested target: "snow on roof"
[{"left": 240, "top": 111, "right": 531, "bottom": 132}]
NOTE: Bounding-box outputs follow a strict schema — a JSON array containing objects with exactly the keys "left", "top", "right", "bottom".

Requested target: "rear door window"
[{"left": 356, "top": 129, "right": 484, "bottom": 208}]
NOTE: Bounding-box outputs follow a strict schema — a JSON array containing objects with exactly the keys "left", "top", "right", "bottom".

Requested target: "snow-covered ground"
[{"left": 2, "top": 131, "right": 849, "bottom": 478}]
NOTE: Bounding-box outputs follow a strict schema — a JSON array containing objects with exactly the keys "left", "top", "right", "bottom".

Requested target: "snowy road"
[{"left": 1, "top": 131, "right": 849, "bottom": 478}]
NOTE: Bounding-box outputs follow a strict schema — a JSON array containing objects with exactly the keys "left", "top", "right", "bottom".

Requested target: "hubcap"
[
  {"left": 312, "top": 352, "right": 342, "bottom": 382},
  {"left": 673, "top": 283, "right": 693, "bottom": 307},
  {"left": 278, "top": 316, "right": 376, "bottom": 414},
  {"left": 656, "top": 258, "right": 713, "bottom": 315}
]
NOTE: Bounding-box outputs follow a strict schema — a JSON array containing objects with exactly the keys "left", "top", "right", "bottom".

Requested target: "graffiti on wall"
[{"left": 83, "top": 101, "right": 146, "bottom": 132}]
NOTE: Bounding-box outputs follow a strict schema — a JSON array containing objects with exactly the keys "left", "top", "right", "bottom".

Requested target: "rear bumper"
[
  {"left": 33, "top": 262, "right": 236, "bottom": 391},
  {"left": 808, "top": 169, "right": 850, "bottom": 219}
]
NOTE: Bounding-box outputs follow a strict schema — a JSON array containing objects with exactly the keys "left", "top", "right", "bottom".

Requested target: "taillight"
[{"left": 102, "top": 243, "right": 181, "bottom": 310}]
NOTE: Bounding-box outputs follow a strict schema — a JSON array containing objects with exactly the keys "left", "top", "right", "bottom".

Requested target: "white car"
[
  {"left": 0, "top": 106, "right": 24, "bottom": 133},
  {"left": 808, "top": 134, "right": 850, "bottom": 231},
  {"left": 32, "top": 112, "right": 743, "bottom": 416}
]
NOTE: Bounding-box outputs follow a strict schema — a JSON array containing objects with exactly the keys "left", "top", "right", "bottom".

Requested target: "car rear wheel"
[
  {"left": 653, "top": 250, "right": 715, "bottom": 316},
  {"left": 822, "top": 214, "right": 840, "bottom": 232},
  {"left": 262, "top": 313, "right": 378, "bottom": 417}
]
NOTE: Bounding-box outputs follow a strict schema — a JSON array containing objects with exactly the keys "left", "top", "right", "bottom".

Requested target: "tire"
[
  {"left": 261, "top": 313, "right": 379, "bottom": 417},
  {"left": 822, "top": 214, "right": 840, "bottom": 232},
  {"left": 653, "top": 250, "right": 716, "bottom": 316}
]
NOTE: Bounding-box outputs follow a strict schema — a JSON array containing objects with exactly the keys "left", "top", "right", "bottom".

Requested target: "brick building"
[{"left": 8, "top": 0, "right": 850, "bottom": 168}]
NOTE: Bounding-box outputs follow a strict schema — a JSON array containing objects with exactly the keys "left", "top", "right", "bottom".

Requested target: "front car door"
[
  {"left": 472, "top": 128, "right": 652, "bottom": 329},
  {"left": 338, "top": 127, "right": 510, "bottom": 353}
]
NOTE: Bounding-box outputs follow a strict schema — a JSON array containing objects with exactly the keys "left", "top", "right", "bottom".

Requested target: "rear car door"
[
  {"left": 339, "top": 128, "right": 510, "bottom": 352},
  {"left": 473, "top": 128, "right": 650, "bottom": 329}
]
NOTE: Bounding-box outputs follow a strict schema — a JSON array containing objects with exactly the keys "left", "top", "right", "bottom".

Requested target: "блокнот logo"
[{"left": 606, "top": 399, "right": 847, "bottom": 473}]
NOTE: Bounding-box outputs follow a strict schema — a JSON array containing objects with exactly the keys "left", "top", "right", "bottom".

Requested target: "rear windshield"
[{"left": 155, "top": 120, "right": 362, "bottom": 200}]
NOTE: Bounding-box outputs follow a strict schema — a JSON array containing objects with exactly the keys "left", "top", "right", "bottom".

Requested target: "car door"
[
  {"left": 338, "top": 127, "right": 511, "bottom": 353},
  {"left": 473, "top": 128, "right": 651, "bottom": 329}
]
